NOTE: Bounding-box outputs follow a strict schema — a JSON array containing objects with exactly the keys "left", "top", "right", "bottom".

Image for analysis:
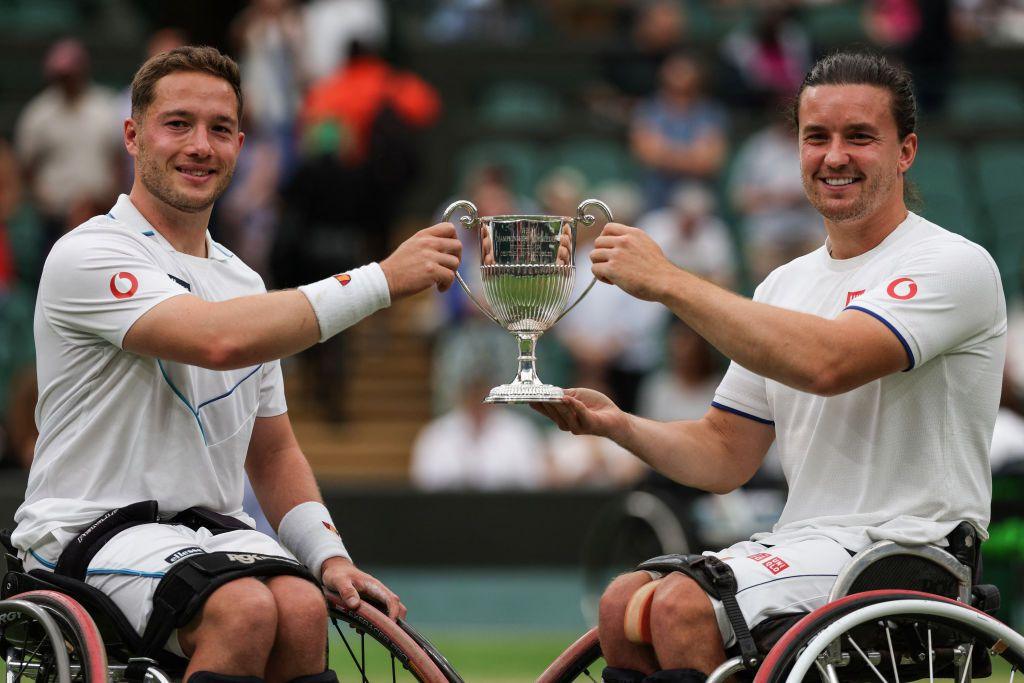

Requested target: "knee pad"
[
  {"left": 642, "top": 669, "right": 707, "bottom": 683},
  {"left": 287, "top": 671, "right": 338, "bottom": 683},
  {"left": 186, "top": 673, "right": 263, "bottom": 683},
  {"left": 623, "top": 578, "right": 662, "bottom": 644},
  {"left": 601, "top": 666, "right": 646, "bottom": 683}
]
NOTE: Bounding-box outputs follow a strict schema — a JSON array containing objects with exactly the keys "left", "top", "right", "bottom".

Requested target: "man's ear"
[
  {"left": 124, "top": 117, "right": 139, "bottom": 157},
  {"left": 898, "top": 132, "right": 918, "bottom": 174}
]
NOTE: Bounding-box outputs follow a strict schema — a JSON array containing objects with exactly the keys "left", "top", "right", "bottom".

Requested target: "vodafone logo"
[
  {"left": 886, "top": 277, "right": 918, "bottom": 300},
  {"left": 110, "top": 272, "right": 139, "bottom": 299}
]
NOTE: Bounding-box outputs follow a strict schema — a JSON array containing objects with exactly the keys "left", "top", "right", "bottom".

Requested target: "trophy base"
[{"left": 484, "top": 383, "right": 565, "bottom": 404}]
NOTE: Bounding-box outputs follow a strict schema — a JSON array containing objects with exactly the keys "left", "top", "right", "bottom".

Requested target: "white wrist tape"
[
  {"left": 298, "top": 263, "right": 391, "bottom": 342},
  {"left": 278, "top": 501, "right": 351, "bottom": 580}
]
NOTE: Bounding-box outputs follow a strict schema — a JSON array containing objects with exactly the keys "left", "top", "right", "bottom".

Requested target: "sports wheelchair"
[
  {"left": 0, "top": 531, "right": 464, "bottom": 683},
  {"left": 540, "top": 524, "right": 1024, "bottom": 683}
]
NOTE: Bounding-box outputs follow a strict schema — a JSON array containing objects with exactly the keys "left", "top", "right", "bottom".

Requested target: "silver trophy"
[{"left": 443, "top": 198, "right": 613, "bottom": 403}]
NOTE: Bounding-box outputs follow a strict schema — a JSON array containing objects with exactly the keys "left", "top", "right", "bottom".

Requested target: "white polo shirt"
[
  {"left": 713, "top": 212, "right": 1006, "bottom": 551},
  {"left": 13, "top": 194, "right": 288, "bottom": 552}
]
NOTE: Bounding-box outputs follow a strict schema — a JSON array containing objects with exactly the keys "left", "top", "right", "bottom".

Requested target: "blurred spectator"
[
  {"left": 865, "top": 0, "right": 954, "bottom": 110},
  {"left": 636, "top": 318, "right": 723, "bottom": 423},
  {"left": 424, "top": 0, "right": 532, "bottom": 45},
  {"left": 954, "top": 0, "right": 1024, "bottom": 44},
  {"left": 231, "top": 0, "right": 306, "bottom": 172},
  {"left": 631, "top": 52, "right": 728, "bottom": 209},
  {"left": 14, "top": 38, "right": 122, "bottom": 246},
  {"left": 729, "top": 116, "right": 822, "bottom": 283},
  {"left": 411, "top": 366, "right": 547, "bottom": 491},
  {"left": 590, "top": 0, "right": 689, "bottom": 124},
  {"left": 1, "top": 367, "right": 37, "bottom": 470},
  {"left": 303, "top": 0, "right": 387, "bottom": 80},
  {"left": 991, "top": 370, "right": 1024, "bottom": 472},
  {"left": 299, "top": 41, "right": 440, "bottom": 261},
  {"left": 636, "top": 183, "right": 738, "bottom": 290},
  {"left": 720, "top": 4, "right": 811, "bottom": 109},
  {"left": 0, "top": 139, "right": 42, "bottom": 289}
]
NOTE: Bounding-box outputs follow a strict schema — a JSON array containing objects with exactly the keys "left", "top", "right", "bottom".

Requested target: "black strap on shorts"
[
  {"left": 139, "top": 551, "right": 315, "bottom": 659},
  {"left": 55, "top": 501, "right": 159, "bottom": 581},
  {"left": 636, "top": 554, "right": 761, "bottom": 671}
]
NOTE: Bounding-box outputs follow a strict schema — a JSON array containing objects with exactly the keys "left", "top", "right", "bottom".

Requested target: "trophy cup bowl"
[{"left": 443, "top": 198, "right": 613, "bottom": 403}]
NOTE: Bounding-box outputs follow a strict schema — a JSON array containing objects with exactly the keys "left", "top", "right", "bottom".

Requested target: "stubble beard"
[
  {"left": 136, "top": 141, "right": 234, "bottom": 214},
  {"left": 803, "top": 166, "right": 896, "bottom": 224}
]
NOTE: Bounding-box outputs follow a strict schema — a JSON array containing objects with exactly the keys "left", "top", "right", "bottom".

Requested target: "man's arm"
[
  {"left": 589, "top": 224, "right": 908, "bottom": 396},
  {"left": 533, "top": 389, "right": 774, "bottom": 494},
  {"left": 246, "top": 413, "right": 406, "bottom": 618},
  {"left": 123, "top": 223, "right": 461, "bottom": 370}
]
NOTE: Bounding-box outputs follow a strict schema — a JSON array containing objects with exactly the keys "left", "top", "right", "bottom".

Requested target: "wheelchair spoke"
[
  {"left": 583, "top": 667, "right": 597, "bottom": 683},
  {"left": 361, "top": 632, "right": 367, "bottom": 683},
  {"left": 847, "top": 635, "right": 888, "bottom": 683},
  {"left": 958, "top": 643, "right": 973, "bottom": 683},
  {"left": 391, "top": 652, "right": 396, "bottom": 683},
  {"left": 884, "top": 622, "right": 900, "bottom": 683},
  {"left": 928, "top": 626, "right": 934, "bottom": 683},
  {"left": 331, "top": 619, "right": 369, "bottom": 682},
  {"left": 1009, "top": 666, "right": 1016, "bottom": 683}
]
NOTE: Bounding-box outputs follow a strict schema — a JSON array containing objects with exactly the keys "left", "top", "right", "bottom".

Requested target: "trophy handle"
[
  {"left": 442, "top": 200, "right": 501, "bottom": 326},
  {"left": 553, "top": 198, "right": 614, "bottom": 324}
]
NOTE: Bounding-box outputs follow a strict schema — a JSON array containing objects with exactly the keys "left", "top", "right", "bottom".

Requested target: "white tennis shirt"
[
  {"left": 713, "top": 212, "right": 1006, "bottom": 551},
  {"left": 13, "top": 194, "right": 288, "bottom": 552}
]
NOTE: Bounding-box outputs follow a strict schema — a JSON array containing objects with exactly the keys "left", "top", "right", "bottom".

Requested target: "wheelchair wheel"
[
  {"left": 1, "top": 590, "right": 108, "bottom": 683},
  {"left": 536, "top": 628, "right": 604, "bottom": 683},
  {"left": 325, "top": 591, "right": 462, "bottom": 683},
  {"left": 754, "top": 590, "right": 1024, "bottom": 683}
]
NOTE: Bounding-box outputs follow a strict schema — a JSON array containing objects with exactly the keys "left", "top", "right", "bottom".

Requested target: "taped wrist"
[
  {"left": 278, "top": 502, "right": 350, "bottom": 580},
  {"left": 298, "top": 263, "right": 390, "bottom": 342}
]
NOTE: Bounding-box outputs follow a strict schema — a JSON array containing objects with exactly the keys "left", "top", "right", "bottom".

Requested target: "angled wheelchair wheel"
[
  {"left": 754, "top": 590, "right": 1024, "bottom": 683},
  {"left": 325, "top": 591, "right": 462, "bottom": 683},
  {"left": 1, "top": 590, "right": 108, "bottom": 683},
  {"left": 537, "top": 628, "right": 604, "bottom": 683}
]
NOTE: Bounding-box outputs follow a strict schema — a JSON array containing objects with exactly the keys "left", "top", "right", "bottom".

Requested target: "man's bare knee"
[
  {"left": 180, "top": 578, "right": 278, "bottom": 657},
  {"left": 267, "top": 576, "right": 327, "bottom": 635},
  {"left": 600, "top": 572, "right": 655, "bottom": 628},
  {"left": 649, "top": 574, "right": 718, "bottom": 640}
]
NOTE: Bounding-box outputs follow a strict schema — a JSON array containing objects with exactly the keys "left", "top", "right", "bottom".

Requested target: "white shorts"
[
  {"left": 648, "top": 537, "right": 854, "bottom": 647},
  {"left": 24, "top": 524, "right": 295, "bottom": 657}
]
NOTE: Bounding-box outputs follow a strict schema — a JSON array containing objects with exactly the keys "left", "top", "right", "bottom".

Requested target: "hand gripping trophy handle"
[
  {"left": 442, "top": 200, "right": 502, "bottom": 326},
  {"left": 553, "top": 198, "right": 612, "bottom": 324}
]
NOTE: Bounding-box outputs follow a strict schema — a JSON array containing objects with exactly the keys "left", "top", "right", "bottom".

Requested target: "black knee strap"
[
  {"left": 139, "top": 551, "right": 316, "bottom": 659},
  {"left": 636, "top": 554, "right": 759, "bottom": 670},
  {"left": 602, "top": 667, "right": 646, "bottom": 683},
  {"left": 287, "top": 670, "right": 338, "bottom": 683},
  {"left": 642, "top": 668, "right": 707, "bottom": 682},
  {"left": 186, "top": 672, "right": 264, "bottom": 683}
]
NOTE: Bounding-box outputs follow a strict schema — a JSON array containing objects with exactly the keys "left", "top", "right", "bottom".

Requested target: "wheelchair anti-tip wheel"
[
  {"left": 325, "top": 591, "right": 463, "bottom": 683},
  {"left": 1, "top": 590, "right": 108, "bottom": 683},
  {"left": 754, "top": 590, "right": 1024, "bottom": 683}
]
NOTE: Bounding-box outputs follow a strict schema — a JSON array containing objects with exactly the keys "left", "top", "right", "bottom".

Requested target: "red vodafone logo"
[
  {"left": 886, "top": 277, "right": 918, "bottom": 300},
  {"left": 109, "top": 272, "right": 139, "bottom": 299}
]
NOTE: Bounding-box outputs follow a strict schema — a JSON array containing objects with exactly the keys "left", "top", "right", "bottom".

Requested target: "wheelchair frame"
[{"left": 538, "top": 540, "right": 1024, "bottom": 683}]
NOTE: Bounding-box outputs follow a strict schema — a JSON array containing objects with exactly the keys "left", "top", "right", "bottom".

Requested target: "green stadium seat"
[
  {"left": 478, "top": 81, "right": 564, "bottom": 131},
  {"left": 909, "top": 140, "right": 980, "bottom": 242},
  {"left": 549, "top": 137, "right": 640, "bottom": 187},
  {"left": 948, "top": 81, "right": 1024, "bottom": 127},
  {"left": 974, "top": 142, "right": 1024, "bottom": 300},
  {"left": 455, "top": 140, "right": 546, "bottom": 197}
]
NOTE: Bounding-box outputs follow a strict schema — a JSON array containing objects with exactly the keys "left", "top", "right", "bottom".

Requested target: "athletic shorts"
[
  {"left": 24, "top": 524, "right": 295, "bottom": 656},
  {"left": 644, "top": 537, "right": 854, "bottom": 647}
]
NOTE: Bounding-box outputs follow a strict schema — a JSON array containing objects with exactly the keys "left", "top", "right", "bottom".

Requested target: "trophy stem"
[{"left": 514, "top": 333, "right": 542, "bottom": 386}]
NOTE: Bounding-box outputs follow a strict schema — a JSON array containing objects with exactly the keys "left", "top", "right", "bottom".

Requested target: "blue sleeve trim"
[
  {"left": 711, "top": 401, "right": 774, "bottom": 425},
  {"left": 845, "top": 305, "right": 915, "bottom": 371},
  {"left": 86, "top": 568, "right": 167, "bottom": 578},
  {"left": 142, "top": 230, "right": 155, "bottom": 237}
]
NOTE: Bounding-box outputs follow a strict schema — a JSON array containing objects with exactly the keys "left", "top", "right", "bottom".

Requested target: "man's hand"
[
  {"left": 321, "top": 556, "right": 407, "bottom": 620},
  {"left": 590, "top": 223, "right": 678, "bottom": 302},
  {"left": 530, "top": 388, "right": 630, "bottom": 439},
  {"left": 380, "top": 223, "right": 462, "bottom": 300}
]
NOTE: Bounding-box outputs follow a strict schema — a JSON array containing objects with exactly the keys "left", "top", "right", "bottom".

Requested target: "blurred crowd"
[{"left": 3, "top": 0, "right": 1024, "bottom": 497}]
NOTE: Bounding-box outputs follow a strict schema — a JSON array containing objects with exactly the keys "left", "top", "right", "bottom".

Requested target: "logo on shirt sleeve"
[
  {"left": 886, "top": 277, "right": 918, "bottom": 300},
  {"left": 845, "top": 290, "right": 866, "bottom": 305},
  {"left": 334, "top": 273, "right": 352, "bottom": 286},
  {"left": 109, "top": 272, "right": 139, "bottom": 299}
]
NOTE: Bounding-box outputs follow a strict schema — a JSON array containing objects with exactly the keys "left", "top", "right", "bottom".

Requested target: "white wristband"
[
  {"left": 298, "top": 263, "right": 391, "bottom": 342},
  {"left": 278, "top": 501, "right": 351, "bottom": 580}
]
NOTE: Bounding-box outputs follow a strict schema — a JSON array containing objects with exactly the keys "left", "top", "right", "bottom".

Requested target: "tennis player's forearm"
[
  {"left": 612, "top": 414, "right": 744, "bottom": 494},
  {"left": 656, "top": 270, "right": 839, "bottom": 393},
  {"left": 202, "top": 290, "right": 321, "bottom": 369}
]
